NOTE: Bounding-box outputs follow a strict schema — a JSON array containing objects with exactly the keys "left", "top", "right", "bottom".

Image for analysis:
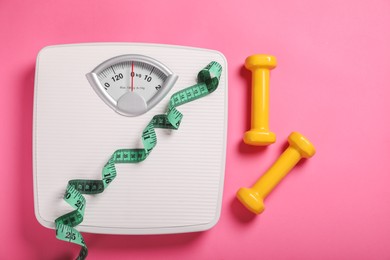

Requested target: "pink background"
[{"left": 1, "top": 0, "right": 390, "bottom": 259}]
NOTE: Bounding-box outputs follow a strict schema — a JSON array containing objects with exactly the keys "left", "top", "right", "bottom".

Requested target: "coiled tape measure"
[{"left": 33, "top": 44, "right": 226, "bottom": 259}]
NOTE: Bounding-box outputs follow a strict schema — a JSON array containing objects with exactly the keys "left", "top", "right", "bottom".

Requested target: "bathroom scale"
[{"left": 33, "top": 43, "right": 228, "bottom": 234}]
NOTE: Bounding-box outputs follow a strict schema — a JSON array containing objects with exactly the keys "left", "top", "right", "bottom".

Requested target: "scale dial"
[{"left": 87, "top": 54, "right": 178, "bottom": 116}]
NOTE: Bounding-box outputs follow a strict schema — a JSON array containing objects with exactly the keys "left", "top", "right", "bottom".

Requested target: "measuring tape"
[{"left": 54, "top": 61, "right": 222, "bottom": 259}]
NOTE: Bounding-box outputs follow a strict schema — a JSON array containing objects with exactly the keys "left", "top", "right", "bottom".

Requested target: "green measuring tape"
[{"left": 54, "top": 61, "right": 222, "bottom": 259}]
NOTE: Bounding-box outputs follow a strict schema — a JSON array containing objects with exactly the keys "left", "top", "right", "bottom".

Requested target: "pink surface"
[{"left": 1, "top": 0, "right": 390, "bottom": 259}]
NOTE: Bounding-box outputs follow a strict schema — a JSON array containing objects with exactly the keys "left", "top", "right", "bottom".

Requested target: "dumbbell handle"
[
  {"left": 253, "top": 146, "right": 301, "bottom": 198},
  {"left": 251, "top": 68, "right": 270, "bottom": 130}
]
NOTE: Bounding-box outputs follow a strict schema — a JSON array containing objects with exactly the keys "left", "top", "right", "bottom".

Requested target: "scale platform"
[{"left": 33, "top": 43, "right": 228, "bottom": 234}]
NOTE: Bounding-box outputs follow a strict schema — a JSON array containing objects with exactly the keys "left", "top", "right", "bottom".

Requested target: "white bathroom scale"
[{"left": 33, "top": 43, "right": 228, "bottom": 234}]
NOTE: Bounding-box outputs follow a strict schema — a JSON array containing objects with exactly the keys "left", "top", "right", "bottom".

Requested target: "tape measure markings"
[{"left": 54, "top": 61, "right": 222, "bottom": 260}]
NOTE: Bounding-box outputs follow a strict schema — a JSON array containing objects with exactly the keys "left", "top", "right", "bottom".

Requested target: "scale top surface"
[{"left": 33, "top": 43, "right": 228, "bottom": 234}]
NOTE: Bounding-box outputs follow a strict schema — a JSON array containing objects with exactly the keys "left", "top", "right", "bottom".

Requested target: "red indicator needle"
[{"left": 131, "top": 61, "right": 134, "bottom": 92}]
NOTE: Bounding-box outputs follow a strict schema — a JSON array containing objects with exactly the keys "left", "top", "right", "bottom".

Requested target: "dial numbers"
[
  {"left": 87, "top": 54, "right": 178, "bottom": 117},
  {"left": 97, "top": 61, "right": 167, "bottom": 102}
]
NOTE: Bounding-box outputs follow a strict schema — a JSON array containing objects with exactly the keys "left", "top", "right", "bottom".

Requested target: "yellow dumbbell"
[
  {"left": 237, "top": 132, "right": 316, "bottom": 214},
  {"left": 243, "top": 54, "right": 277, "bottom": 146}
]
